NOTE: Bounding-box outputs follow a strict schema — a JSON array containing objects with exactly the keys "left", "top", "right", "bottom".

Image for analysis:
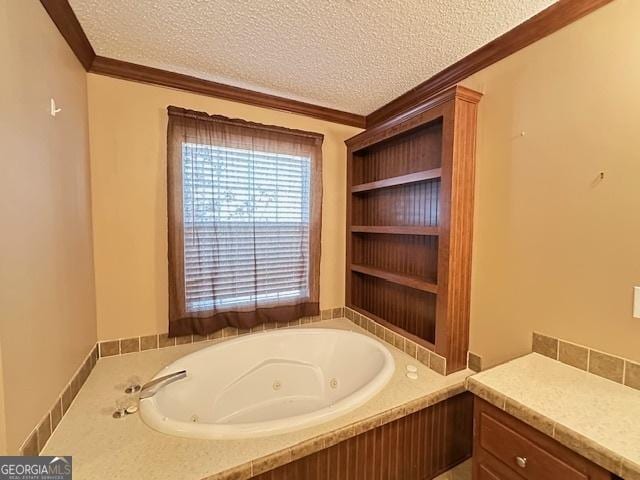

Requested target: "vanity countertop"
[
  {"left": 42, "top": 318, "right": 472, "bottom": 480},
  {"left": 467, "top": 353, "right": 640, "bottom": 480}
]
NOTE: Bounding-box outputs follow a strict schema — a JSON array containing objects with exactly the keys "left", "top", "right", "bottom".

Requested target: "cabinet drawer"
[
  {"left": 474, "top": 398, "right": 611, "bottom": 480},
  {"left": 474, "top": 448, "right": 525, "bottom": 480},
  {"left": 479, "top": 411, "right": 586, "bottom": 480}
]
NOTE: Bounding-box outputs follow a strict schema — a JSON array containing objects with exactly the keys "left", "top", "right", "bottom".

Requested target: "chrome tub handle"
[{"left": 139, "top": 370, "right": 187, "bottom": 399}]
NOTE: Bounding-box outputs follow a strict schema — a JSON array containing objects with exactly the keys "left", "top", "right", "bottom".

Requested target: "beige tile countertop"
[
  {"left": 467, "top": 353, "right": 640, "bottom": 480},
  {"left": 43, "top": 318, "right": 472, "bottom": 480}
]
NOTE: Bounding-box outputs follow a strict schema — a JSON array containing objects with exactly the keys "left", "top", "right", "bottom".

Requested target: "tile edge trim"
[
  {"left": 97, "top": 309, "right": 348, "bottom": 359},
  {"left": 531, "top": 331, "right": 639, "bottom": 392},
  {"left": 344, "top": 307, "right": 448, "bottom": 376},
  {"left": 19, "top": 343, "right": 98, "bottom": 455}
]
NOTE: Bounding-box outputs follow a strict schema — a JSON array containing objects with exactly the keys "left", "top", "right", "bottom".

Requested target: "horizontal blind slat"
[{"left": 182, "top": 142, "right": 311, "bottom": 311}]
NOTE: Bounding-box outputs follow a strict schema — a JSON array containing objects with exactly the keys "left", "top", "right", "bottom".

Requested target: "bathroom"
[{"left": 1, "top": 0, "right": 639, "bottom": 478}]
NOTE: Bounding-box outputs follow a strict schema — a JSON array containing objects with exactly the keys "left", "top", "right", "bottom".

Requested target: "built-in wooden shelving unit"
[{"left": 345, "top": 85, "right": 482, "bottom": 374}]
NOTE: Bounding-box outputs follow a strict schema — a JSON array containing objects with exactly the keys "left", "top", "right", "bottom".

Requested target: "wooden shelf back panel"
[
  {"left": 351, "top": 273, "right": 436, "bottom": 344},
  {"left": 351, "top": 233, "right": 438, "bottom": 283},
  {"left": 352, "top": 120, "right": 443, "bottom": 185},
  {"left": 351, "top": 168, "right": 441, "bottom": 193},
  {"left": 351, "top": 264, "right": 437, "bottom": 294},
  {"left": 351, "top": 180, "right": 440, "bottom": 227}
]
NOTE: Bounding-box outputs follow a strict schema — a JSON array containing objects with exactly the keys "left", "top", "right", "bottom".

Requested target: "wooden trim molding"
[
  {"left": 39, "top": 0, "right": 96, "bottom": 71},
  {"left": 40, "top": 0, "right": 612, "bottom": 128},
  {"left": 366, "top": 0, "right": 614, "bottom": 127},
  {"left": 40, "top": 0, "right": 611, "bottom": 128},
  {"left": 346, "top": 85, "right": 480, "bottom": 149},
  {"left": 38, "top": 1, "right": 365, "bottom": 128},
  {"left": 434, "top": 92, "right": 480, "bottom": 373},
  {"left": 90, "top": 56, "right": 366, "bottom": 128}
]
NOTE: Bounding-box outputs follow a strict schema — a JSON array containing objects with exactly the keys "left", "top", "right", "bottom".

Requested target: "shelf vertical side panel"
[
  {"left": 345, "top": 146, "right": 354, "bottom": 307},
  {"left": 435, "top": 94, "right": 480, "bottom": 374}
]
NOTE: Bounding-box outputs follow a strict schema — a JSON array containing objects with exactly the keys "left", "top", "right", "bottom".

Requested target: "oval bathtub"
[{"left": 139, "top": 328, "right": 395, "bottom": 439}]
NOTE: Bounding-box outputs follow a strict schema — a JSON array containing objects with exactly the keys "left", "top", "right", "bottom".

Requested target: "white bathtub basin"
[{"left": 139, "top": 328, "right": 395, "bottom": 439}]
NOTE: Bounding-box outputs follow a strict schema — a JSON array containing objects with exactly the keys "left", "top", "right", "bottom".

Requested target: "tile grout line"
[
  {"left": 532, "top": 331, "right": 639, "bottom": 392},
  {"left": 19, "top": 344, "right": 98, "bottom": 455},
  {"left": 97, "top": 310, "right": 342, "bottom": 359},
  {"left": 20, "top": 309, "right": 347, "bottom": 455},
  {"left": 22, "top": 307, "right": 457, "bottom": 457},
  {"left": 343, "top": 306, "right": 449, "bottom": 376}
]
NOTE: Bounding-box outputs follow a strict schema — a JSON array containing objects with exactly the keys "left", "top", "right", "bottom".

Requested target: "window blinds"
[{"left": 182, "top": 143, "right": 311, "bottom": 312}]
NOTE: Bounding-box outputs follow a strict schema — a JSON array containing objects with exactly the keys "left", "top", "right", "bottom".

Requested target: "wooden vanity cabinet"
[{"left": 473, "top": 397, "right": 613, "bottom": 480}]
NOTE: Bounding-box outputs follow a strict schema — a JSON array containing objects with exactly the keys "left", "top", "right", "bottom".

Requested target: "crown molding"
[
  {"left": 39, "top": 0, "right": 365, "bottom": 128},
  {"left": 89, "top": 56, "right": 366, "bottom": 127},
  {"left": 365, "top": 0, "right": 614, "bottom": 127},
  {"left": 40, "top": 0, "right": 612, "bottom": 129},
  {"left": 346, "top": 85, "right": 482, "bottom": 150},
  {"left": 40, "top": 0, "right": 95, "bottom": 70}
]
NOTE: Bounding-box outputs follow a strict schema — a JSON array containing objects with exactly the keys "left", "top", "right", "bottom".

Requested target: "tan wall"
[
  {"left": 465, "top": 0, "right": 640, "bottom": 367},
  {"left": 0, "top": 1, "right": 8, "bottom": 455},
  {"left": 0, "top": 343, "right": 7, "bottom": 455},
  {"left": 86, "top": 74, "right": 362, "bottom": 340},
  {"left": 0, "top": 1, "right": 97, "bottom": 453}
]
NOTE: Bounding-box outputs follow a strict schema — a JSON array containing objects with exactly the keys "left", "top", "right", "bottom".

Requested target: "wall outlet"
[{"left": 634, "top": 287, "right": 640, "bottom": 318}]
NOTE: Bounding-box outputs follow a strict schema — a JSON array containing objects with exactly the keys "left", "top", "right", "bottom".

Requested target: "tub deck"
[{"left": 42, "top": 318, "right": 473, "bottom": 480}]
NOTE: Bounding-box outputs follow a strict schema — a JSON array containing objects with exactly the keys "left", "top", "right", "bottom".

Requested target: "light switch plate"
[{"left": 634, "top": 286, "right": 640, "bottom": 318}]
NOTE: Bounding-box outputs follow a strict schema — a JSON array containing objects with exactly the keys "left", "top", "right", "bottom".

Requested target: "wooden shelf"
[
  {"left": 351, "top": 225, "right": 439, "bottom": 236},
  {"left": 350, "top": 264, "right": 438, "bottom": 294},
  {"left": 351, "top": 168, "right": 442, "bottom": 193}
]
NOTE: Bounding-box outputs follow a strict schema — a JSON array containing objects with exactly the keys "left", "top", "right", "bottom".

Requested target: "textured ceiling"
[{"left": 69, "top": 0, "right": 556, "bottom": 115}]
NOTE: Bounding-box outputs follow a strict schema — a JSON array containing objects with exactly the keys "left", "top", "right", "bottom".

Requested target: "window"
[
  {"left": 182, "top": 143, "right": 311, "bottom": 311},
  {"left": 166, "top": 107, "right": 323, "bottom": 337}
]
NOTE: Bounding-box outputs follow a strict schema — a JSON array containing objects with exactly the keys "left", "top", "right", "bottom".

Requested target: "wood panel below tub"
[{"left": 251, "top": 392, "right": 473, "bottom": 480}]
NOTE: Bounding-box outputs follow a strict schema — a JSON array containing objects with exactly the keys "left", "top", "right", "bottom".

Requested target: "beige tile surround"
[
  {"left": 19, "top": 345, "right": 98, "bottom": 455},
  {"left": 32, "top": 312, "right": 639, "bottom": 478},
  {"left": 21, "top": 311, "right": 336, "bottom": 456},
  {"left": 467, "top": 351, "right": 482, "bottom": 372},
  {"left": 42, "top": 317, "right": 472, "bottom": 479},
  {"left": 23, "top": 305, "right": 481, "bottom": 457},
  {"left": 98, "top": 312, "right": 331, "bottom": 359},
  {"left": 98, "top": 306, "right": 467, "bottom": 378},
  {"left": 344, "top": 307, "right": 449, "bottom": 375},
  {"left": 533, "top": 332, "right": 640, "bottom": 391}
]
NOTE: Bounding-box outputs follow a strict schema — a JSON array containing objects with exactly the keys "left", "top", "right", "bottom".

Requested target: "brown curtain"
[{"left": 167, "top": 106, "right": 323, "bottom": 337}]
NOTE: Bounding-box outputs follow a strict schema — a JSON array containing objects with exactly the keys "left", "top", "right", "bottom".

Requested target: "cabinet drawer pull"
[{"left": 515, "top": 456, "right": 527, "bottom": 468}]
